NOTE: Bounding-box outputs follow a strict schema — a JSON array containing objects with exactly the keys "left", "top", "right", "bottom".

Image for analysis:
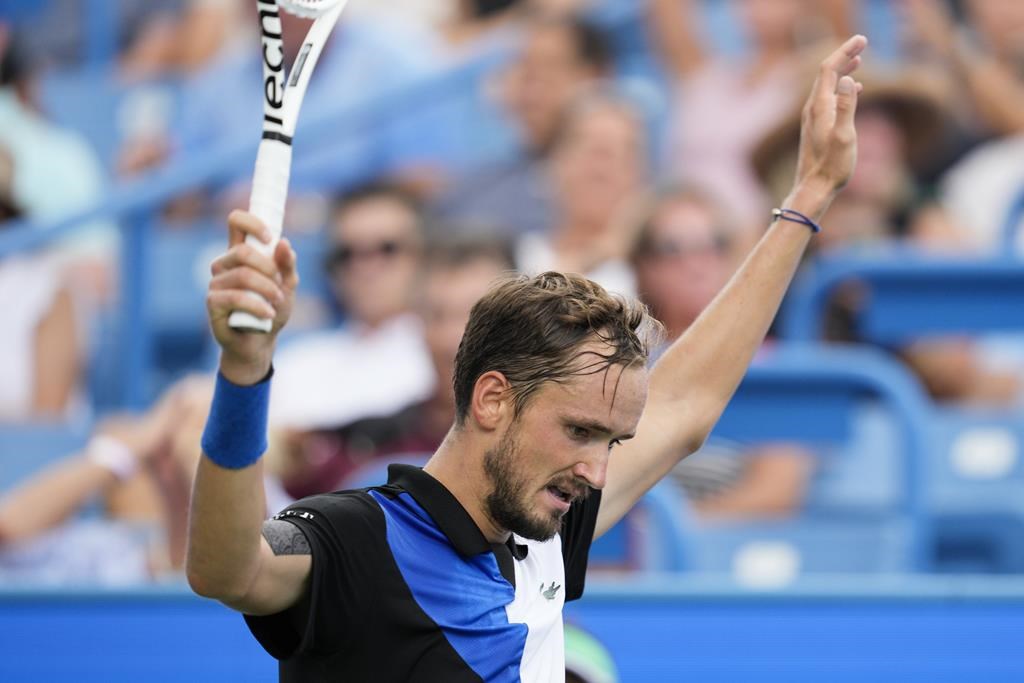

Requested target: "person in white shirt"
[{"left": 270, "top": 182, "right": 434, "bottom": 431}]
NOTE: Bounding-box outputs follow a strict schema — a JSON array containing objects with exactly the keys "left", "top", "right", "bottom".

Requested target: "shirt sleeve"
[
  {"left": 559, "top": 489, "right": 602, "bottom": 602},
  {"left": 243, "top": 491, "right": 385, "bottom": 659}
]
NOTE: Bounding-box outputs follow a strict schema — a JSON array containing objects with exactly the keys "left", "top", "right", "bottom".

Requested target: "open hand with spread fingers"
[
  {"left": 794, "top": 35, "right": 867, "bottom": 200},
  {"left": 206, "top": 210, "right": 299, "bottom": 385}
]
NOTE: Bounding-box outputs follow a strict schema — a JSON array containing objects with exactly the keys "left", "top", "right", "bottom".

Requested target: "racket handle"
[{"left": 228, "top": 140, "right": 293, "bottom": 333}]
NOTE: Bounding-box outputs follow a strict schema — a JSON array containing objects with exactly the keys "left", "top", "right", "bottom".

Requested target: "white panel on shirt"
[{"left": 506, "top": 532, "right": 567, "bottom": 683}]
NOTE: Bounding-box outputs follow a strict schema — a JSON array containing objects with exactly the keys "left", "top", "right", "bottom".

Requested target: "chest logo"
[{"left": 540, "top": 581, "right": 561, "bottom": 600}]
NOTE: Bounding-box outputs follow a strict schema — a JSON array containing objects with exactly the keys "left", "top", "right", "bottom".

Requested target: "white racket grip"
[{"left": 228, "top": 140, "right": 293, "bottom": 332}]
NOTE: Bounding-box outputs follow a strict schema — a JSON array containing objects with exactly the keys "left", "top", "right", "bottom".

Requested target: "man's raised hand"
[
  {"left": 206, "top": 210, "right": 299, "bottom": 385},
  {"left": 795, "top": 35, "right": 867, "bottom": 197}
]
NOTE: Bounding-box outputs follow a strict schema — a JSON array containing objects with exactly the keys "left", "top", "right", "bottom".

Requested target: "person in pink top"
[{"left": 648, "top": 0, "right": 852, "bottom": 230}]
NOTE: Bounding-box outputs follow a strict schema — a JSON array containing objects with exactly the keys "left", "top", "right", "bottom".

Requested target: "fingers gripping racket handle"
[{"left": 228, "top": 140, "right": 293, "bottom": 332}]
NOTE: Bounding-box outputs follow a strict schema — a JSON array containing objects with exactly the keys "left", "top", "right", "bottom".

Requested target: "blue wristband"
[
  {"left": 201, "top": 368, "right": 273, "bottom": 469},
  {"left": 772, "top": 207, "right": 822, "bottom": 233}
]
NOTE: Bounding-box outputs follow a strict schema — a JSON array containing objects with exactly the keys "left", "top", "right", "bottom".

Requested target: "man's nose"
[{"left": 572, "top": 450, "right": 609, "bottom": 490}]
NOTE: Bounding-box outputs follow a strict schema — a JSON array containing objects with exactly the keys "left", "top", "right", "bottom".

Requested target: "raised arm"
[
  {"left": 596, "top": 35, "right": 867, "bottom": 536},
  {"left": 647, "top": 0, "right": 707, "bottom": 79},
  {"left": 185, "top": 211, "right": 310, "bottom": 616},
  {"left": 903, "top": 0, "right": 1024, "bottom": 135}
]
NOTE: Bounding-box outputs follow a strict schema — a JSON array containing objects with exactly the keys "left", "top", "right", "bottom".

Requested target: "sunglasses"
[{"left": 324, "top": 240, "right": 414, "bottom": 271}]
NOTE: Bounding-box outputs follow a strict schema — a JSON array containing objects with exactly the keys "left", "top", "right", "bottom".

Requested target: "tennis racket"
[{"left": 229, "top": 0, "right": 349, "bottom": 332}]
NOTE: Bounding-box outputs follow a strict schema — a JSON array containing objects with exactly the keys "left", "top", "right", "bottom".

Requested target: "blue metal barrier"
[
  {"left": 3, "top": 578, "right": 1024, "bottom": 682},
  {"left": 705, "top": 344, "right": 934, "bottom": 574},
  {"left": 782, "top": 253, "right": 1024, "bottom": 344}
]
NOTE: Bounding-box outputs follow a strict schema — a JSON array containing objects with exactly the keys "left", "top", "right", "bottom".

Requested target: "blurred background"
[{"left": 2, "top": 0, "right": 1024, "bottom": 680}]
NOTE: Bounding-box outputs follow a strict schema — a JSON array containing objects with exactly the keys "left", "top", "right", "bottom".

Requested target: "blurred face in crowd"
[
  {"left": 551, "top": 101, "right": 646, "bottom": 229},
  {"left": 327, "top": 195, "right": 422, "bottom": 327},
  {"left": 844, "top": 107, "right": 909, "bottom": 206},
  {"left": 503, "top": 22, "right": 604, "bottom": 150},
  {"left": 736, "top": 0, "right": 802, "bottom": 50},
  {"left": 964, "top": 0, "right": 1024, "bottom": 58},
  {"left": 421, "top": 257, "right": 508, "bottom": 402},
  {"left": 634, "top": 195, "right": 732, "bottom": 332}
]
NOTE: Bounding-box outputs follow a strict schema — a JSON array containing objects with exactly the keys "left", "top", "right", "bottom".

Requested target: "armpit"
[{"left": 261, "top": 519, "right": 311, "bottom": 556}]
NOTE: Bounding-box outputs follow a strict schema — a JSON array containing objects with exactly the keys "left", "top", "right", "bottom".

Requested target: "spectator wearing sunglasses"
[
  {"left": 631, "top": 186, "right": 812, "bottom": 520},
  {"left": 269, "top": 182, "right": 434, "bottom": 433}
]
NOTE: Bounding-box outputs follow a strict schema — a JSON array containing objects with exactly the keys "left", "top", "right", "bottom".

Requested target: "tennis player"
[{"left": 188, "top": 36, "right": 868, "bottom": 682}]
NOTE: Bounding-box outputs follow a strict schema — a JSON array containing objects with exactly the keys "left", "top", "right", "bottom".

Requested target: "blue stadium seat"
[
  {"left": 926, "top": 409, "right": 1024, "bottom": 573},
  {"left": 686, "top": 344, "right": 932, "bottom": 580},
  {"left": 588, "top": 480, "right": 691, "bottom": 573},
  {"left": 782, "top": 254, "right": 1024, "bottom": 572}
]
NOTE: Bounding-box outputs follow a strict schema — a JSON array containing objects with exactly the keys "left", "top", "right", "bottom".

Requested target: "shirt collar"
[{"left": 386, "top": 464, "right": 494, "bottom": 557}]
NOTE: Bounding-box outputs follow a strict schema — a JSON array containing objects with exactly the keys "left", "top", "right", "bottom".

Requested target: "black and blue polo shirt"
[{"left": 245, "top": 464, "right": 601, "bottom": 681}]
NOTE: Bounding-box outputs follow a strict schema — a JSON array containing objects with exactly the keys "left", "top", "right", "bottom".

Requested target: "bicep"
[{"left": 224, "top": 520, "right": 312, "bottom": 616}]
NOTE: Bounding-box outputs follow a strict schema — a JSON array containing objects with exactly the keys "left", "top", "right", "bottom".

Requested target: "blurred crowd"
[{"left": 3, "top": 0, "right": 1024, "bottom": 585}]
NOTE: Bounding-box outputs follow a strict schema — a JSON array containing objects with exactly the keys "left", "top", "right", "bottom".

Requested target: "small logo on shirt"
[
  {"left": 274, "top": 510, "right": 315, "bottom": 521},
  {"left": 540, "top": 581, "right": 561, "bottom": 600}
]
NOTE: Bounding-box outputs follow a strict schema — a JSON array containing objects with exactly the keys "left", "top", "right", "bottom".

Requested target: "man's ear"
[{"left": 469, "top": 371, "right": 512, "bottom": 432}]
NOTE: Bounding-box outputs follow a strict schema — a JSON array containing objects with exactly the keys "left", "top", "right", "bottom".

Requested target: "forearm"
[
  {"left": 944, "top": 37, "right": 1024, "bottom": 134},
  {"left": 0, "top": 456, "right": 116, "bottom": 545},
  {"left": 648, "top": 0, "right": 705, "bottom": 78},
  {"left": 648, "top": 182, "right": 834, "bottom": 443},
  {"left": 186, "top": 357, "right": 272, "bottom": 600}
]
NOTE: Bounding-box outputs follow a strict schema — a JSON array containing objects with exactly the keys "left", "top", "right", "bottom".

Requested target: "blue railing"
[{"left": 0, "top": 48, "right": 510, "bottom": 408}]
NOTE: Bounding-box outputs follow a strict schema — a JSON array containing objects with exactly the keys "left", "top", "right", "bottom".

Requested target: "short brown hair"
[{"left": 452, "top": 272, "right": 660, "bottom": 423}]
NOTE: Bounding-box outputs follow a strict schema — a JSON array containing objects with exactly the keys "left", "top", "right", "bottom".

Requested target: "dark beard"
[{"left": 482, "top": 428, "right": 562, "bottom": 542}]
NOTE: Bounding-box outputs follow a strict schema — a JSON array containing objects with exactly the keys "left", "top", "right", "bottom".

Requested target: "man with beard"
[{"left": 186, "top": 36, "right": 868, "bottom": 682}]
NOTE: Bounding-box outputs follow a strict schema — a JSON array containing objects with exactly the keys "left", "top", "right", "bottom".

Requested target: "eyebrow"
[{"left": 564, "top": 416, "right": 636, "bottom": 441}]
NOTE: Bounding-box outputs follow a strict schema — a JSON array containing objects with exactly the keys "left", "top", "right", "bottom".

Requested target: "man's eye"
[
  {"left": 608, "top": 438, "right": 622, "bottom": 451},
  {"left": 569, "top": 426, "right": 590, "bottom": 440}
]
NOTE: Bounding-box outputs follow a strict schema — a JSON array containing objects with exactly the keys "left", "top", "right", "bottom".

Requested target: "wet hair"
[{"left": 453, "top": 271, "right": 660, "bottom": 423}]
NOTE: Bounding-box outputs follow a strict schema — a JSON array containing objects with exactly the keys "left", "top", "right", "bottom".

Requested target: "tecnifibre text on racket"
[{"left": 228, "top": 0, "right": 349, "bottom": 332}]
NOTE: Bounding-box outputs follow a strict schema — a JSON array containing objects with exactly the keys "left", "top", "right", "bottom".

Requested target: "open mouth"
[{"left": 547, "top": 485, "right": 574, "bottom": 504}]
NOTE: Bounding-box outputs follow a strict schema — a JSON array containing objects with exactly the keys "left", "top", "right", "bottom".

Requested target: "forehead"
[
  {"left": 653, "top": 198, "right": 716, "bottom": 238},
  {"left": 529, "top": 361, "right": 648, "bottom": 435},
  {"left": 333, "top": 197, "right": 417, "bottom": 241}
]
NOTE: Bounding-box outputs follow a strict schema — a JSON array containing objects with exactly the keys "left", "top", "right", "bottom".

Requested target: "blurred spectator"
[
  {"left": 0, "top": 24, "right": 116, "bottom": 285},
  {"left": 120, "top": 7, "right": 443, "bottom": 217},
  {"left": 903, "top": 0, "right": 1024, "bottom": 138},
  {"left": 0, "top": 146, "right": 86, "bottom": 422},
  {"left": 903, "top": 0, "right": 1024, "bottom": 250},
  {"left": 279, "top": 236, "right": 513, "bottom": 499},
  {"left": 647, "top": 0, "right": 849, "bottom": 229},
  {"left": 752, "top": 71, "right": 962, "bottom": 253},
  {"left": 631, "top": 185, "right": 811, "bottom": 519},
  {"left": 0, "top": 376, "right": 290, "bottom": 584},
  {"left": 754, "top": 77, "right": 1023, "bottom": 406},
  {"left": 430, "top": 13, "right": 613, "bottom": 238},
  {"left": 516, "top": 90, "right": 647, "bottom": 296},
  {"left": 269, "top": 183, "right": 434, "bottom": 432}
]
